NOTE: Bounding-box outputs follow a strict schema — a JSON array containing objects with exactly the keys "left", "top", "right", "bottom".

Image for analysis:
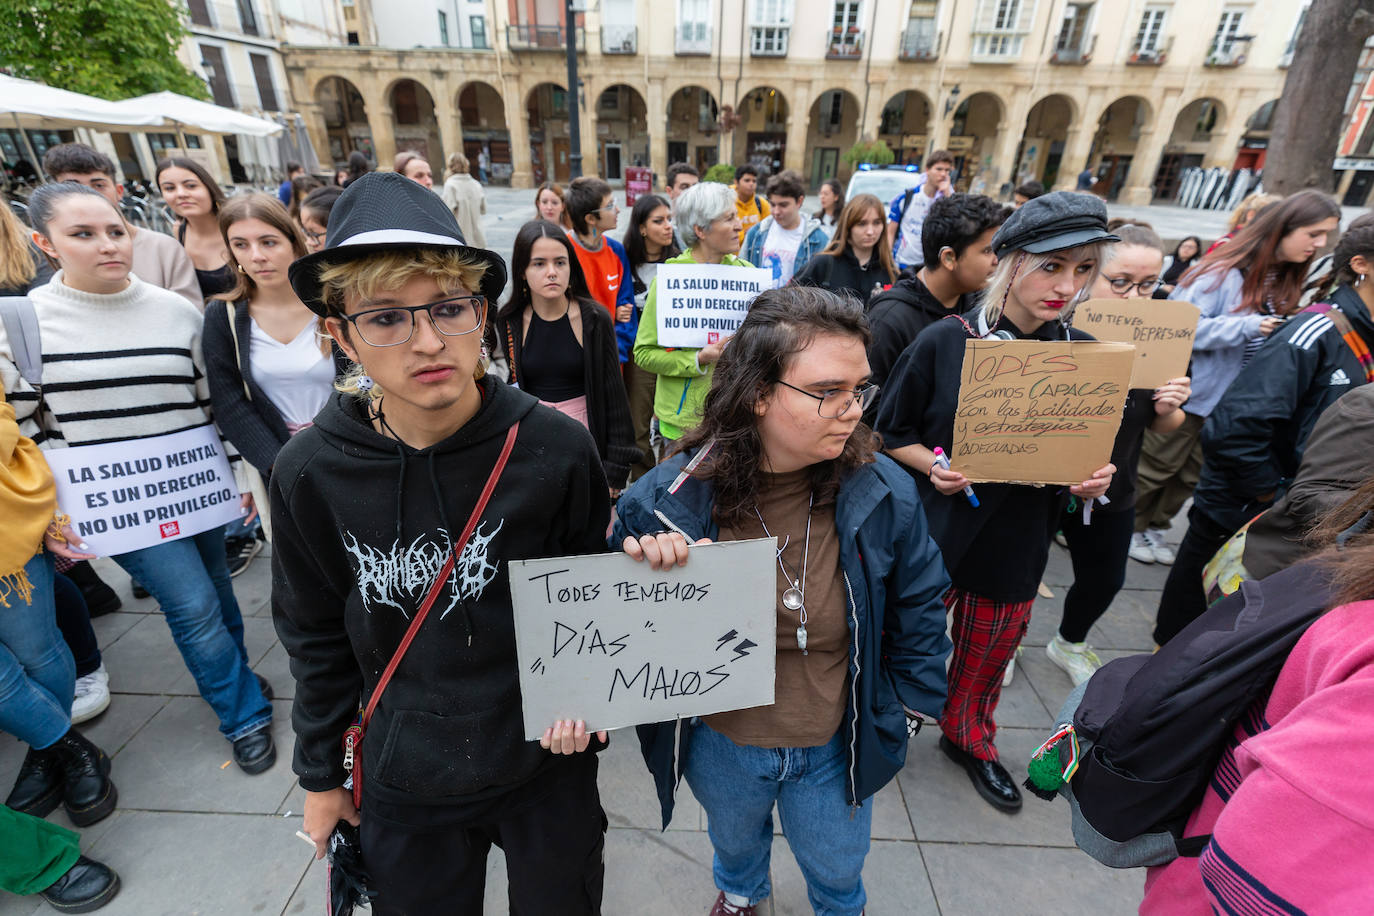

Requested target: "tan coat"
[{"left": 440, "top": 172, "right": 487, "bottom": 248}]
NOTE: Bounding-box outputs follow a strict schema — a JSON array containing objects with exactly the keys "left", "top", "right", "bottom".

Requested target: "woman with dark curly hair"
[{"left": 613, "top": 285, "right": 951, "bottom": 916}]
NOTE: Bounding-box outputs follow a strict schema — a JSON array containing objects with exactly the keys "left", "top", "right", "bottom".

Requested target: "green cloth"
[
  {"left": 0, "top": 804, "right": 81, "bottom": 896},
  {"left": 633, "top": 250, "right": 753, "bottom": 440}
]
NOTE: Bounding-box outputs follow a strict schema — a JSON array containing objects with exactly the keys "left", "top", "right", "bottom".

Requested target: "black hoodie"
[
  {"left": 792, "top": 247, "right": 894, "bottom": 307},
  {"left": 864, "top": 273, "right": 975, "bottom": 424},
  {"left": 1195, "top": 284, "right": 1374, "bottom": 531},
  {"left": 270, "top": 377, "right": 610, "bottom": 807}
]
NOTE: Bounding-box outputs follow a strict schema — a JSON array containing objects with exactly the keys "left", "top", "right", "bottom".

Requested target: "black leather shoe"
[
  {"left": 232, "top": 728, "right": 276, "bottom": 775},
  {"left": 255, "top": 673, "right": 273, "bottom": 701},
  {"left": 63, "top": 563, "right": 121, "bottom": 618},
  {"left": 52, "top": 729, "right": 117, "bottom": 827},
  {"left": 39, "top": 855, "right": 120, "bottom": 913},
  {"left": 4, "top": 745, "right": 63, "bottom": 817},
  {"left": 940, "top": 735, "right": 1022, "bottom": 812}
]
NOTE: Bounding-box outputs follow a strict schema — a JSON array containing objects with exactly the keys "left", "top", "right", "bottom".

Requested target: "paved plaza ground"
[
  {"left": 1, "top": 191, "right": 1333, "bottom": 915},
  {"left": 0, "top": 517, "right": 1185, "bottom": 915}
]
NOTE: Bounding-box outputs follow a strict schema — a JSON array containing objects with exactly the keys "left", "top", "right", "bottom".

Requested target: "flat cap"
[{"left": 990, "top": 190, "right": 1119, "bottom": 259}]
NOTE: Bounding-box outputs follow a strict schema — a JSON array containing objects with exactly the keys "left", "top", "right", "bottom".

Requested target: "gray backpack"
[{"left": 0, "top": 296, "right": 42, "bottom": 386}]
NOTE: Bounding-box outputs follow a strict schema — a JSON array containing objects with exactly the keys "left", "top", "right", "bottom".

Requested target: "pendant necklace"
[{"left": 753, "top": 491, "right": 813, "bottom": 655}]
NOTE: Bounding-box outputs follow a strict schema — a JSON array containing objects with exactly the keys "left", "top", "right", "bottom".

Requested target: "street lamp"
[
  {"left": 943, "top": 84, "right": 962, "bottom": 118},
  {"left": 565, "top": 0, "right": 585, "bottom": 179}
]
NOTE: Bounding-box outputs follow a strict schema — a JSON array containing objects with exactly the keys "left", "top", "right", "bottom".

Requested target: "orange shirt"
[{"left": 568, "top": 232, "right": 623, "bottom": 319}]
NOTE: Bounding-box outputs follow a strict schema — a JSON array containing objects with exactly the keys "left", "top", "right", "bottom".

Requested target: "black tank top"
[
  {"left": 521, "top": 309, "right": 585, "bottom": 402},
  {"left": 178, "top": 221, "right": 235, "bottom": 300}
]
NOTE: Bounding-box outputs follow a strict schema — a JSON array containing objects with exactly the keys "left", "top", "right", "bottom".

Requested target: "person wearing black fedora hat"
[
  {"left": 874, "top": 191, "right": 1118, "bottom": 813},
  {"left": 274, "top": 172, "right": 611, "bottom": 914}
]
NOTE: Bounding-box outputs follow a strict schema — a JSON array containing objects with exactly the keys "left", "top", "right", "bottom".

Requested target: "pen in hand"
[{"left": 932, "top": 447, "right": 980, "bottom": 508}]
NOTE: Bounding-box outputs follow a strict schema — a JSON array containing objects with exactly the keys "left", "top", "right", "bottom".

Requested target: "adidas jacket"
[{"left": 1194, "top": 284, "right": 1374, "bottom": 531}]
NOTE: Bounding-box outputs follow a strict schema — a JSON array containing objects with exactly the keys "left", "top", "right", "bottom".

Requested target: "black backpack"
[{"left": 1026, "top": 560, "right": 1334, "bottom": 868}]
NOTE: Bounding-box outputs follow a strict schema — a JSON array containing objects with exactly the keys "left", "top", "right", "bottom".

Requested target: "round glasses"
[
  {"left": 342, "top": 296, "right": 485, "bottom": 347},
  {"left": 776, "top": 380, "right": 880, "bottom": 419},
  {"left": 1106, "top": 276, "right": 1161, "bottom": 296}
]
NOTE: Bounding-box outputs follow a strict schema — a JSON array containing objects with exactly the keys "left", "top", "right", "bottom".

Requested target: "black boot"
[
  {"left": 39, "top": 856, "right": 121, "bottom": 913},
  {"left": 51, "top": 729, "right": 117, "bottom": 827},
  {"left": 3, "top": 745, "right": 63, "bottom": 817},
  {"left": 62, "top": 562, "right": 121, "bottom": 618}
]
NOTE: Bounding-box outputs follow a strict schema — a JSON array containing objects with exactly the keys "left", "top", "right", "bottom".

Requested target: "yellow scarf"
[{"left": 0, "top": 389, "right": 56, "bottom": 606}]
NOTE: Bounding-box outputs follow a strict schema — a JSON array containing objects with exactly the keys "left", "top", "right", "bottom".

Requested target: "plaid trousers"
[{"left": 939, "top": 587, "right": 1035, "bottom": 762}]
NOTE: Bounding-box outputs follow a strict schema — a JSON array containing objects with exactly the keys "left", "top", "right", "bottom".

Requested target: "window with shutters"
[
  {"left": 750, "top": 0, "right": 791, "bottom": 56},
  {"left": 438, "top": 10, "right": 449, "bottom": 45},
  {"left": 199, "top": 45, "right": 234, "bottom": 108},
  {"left": 971, "top": 0, "right": 1032, "bottom": 59},
  {"left": 1212, "top": 7, "right": 1244, "bottom": 55},
  {"left": 236, "top": 0, "right": 259, "bottom": 35},
  {"left": 250, "top": 53, "right": 279, "bottom": 111},
  {"left": 1054, "top": 3, "right": 1091, "bottom": 54},
  {"left": 471, "top": 15, "right": 488, "bottom": 48},
  {"left": 187, "top": 0, "right": 213, "bottom": 28},
  {"left": 677, "top": 0, "right": 712, "bottom": 53},
  {"left": 833, "top": 1, "right": 861, "bottom": 31},
  {"left": 1134, "top": 6, "right": 1167, "bottom": 54},
  {"left": 901, "top": 1, "right": 939, "bottom": 59}
]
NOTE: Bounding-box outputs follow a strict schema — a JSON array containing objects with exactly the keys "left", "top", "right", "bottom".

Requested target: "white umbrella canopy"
[
  {"left": 112, "top": 91, "right": 285, "bottom": 138},
  {"left": 0, "top": 74, "right": 166, "bottom": 132}
]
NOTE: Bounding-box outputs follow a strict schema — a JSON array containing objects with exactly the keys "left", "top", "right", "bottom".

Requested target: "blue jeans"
[
  {"left": 0, "top": 552, "right": 75, "bottom": 749},
  {"left": 112, "top": 526, "right": 270, "bottom": 740},
  {"left": 684, "top": 723, "right": 872, "bottom": 915}
]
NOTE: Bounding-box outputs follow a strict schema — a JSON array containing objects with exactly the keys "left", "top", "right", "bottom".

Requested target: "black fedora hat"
[{"left": 289, "top": 171, "right": 508, "bottom": 317}]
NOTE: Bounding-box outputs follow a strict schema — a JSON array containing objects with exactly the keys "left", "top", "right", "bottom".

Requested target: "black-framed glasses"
[
  {"left": 776, "top": 380, "right": 879, "bottom": 419},
  {"left": 302, "top": 227, "right": 324, "bottom": 245},
  {"left": 341, "top": 296, "right": 485, "bottom": 347},
  {"left": 1106, "top": 276, "right": 1161, "bottom": 296}
]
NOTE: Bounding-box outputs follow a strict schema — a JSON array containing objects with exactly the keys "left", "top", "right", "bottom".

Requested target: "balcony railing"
[
  {"left": 827, "top": 29, "right": 863, "bottom": 59},
  {"left": 970, "top": 30, "right": 1027, "bottom": 61},
  {"left": 750, "top": 25, "right": 790, "bottom": 57},
  {"left": 1127, "top": 34, "right": 1172, "bottom": 65},
  {"left": 675, "top": 24, "right": 712, "bottom": 55},
  {"left": 506, "top": 24, "right": 585, "bottom": 52},
  {"left": 602, "top": 24, "right": 637, "bottom": 54},
  {"left": 1050, "top": 33, "right": 1095, "bottom": 64},
  {"left": 899, "top": 26, "right": 940, "bottom": 61},
  {"left": 1205, "top": 35, "right": 1252, "bottom": 68}
]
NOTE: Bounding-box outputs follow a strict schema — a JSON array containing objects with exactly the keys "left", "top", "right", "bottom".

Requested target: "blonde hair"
[
  {"left": 446, "top": 152, "right": 469, "bottom": 177},
  {"left": 318, "top": 248, "right": 492, "bottom": 399},
  {"left": 979, "top": 242, "right": 1107, "bottom": 330},
  {"left": 0, "top": 198, "right": 36, "bottom": 291},
  {"left": 1228, "top": 192, "right": 1281, "bottom": 232}
]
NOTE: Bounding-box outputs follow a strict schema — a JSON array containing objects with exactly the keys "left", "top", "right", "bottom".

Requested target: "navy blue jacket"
[{"left": 611, "top": 449, "right": 952, "bottom": 829}]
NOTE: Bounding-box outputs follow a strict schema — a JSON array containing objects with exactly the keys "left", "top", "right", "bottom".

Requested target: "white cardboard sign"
[
  {"left": 510, "top": 538, "right": 778, "bottom": 740},
  {"left": 654, "top": 263, "right": 772, "bottom": 348},
  {"left": 43, "top": 425, "right": 244, "bottom": 556}
]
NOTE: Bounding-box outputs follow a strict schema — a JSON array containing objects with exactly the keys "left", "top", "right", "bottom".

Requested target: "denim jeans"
[
  {"left": 684, "top": 722, "right": 872, "bottom": 915},
  {"left": 112, "top": 525, "right": 270, "bottom": 740},
  {"left": 0, "top": 552, "right": 75, "bottom": 749}
]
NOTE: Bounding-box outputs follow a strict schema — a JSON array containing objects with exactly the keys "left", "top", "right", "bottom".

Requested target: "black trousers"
[
  {"left": 53, "top": 573, "right": 100, "bottom": 678},
  {"left": 362, "top": 754, "right": 606, "bottom": 916},
  {"left": 1059, "top": 507, "right": 1136, "bottom": 644},
  {"left": 1153, "top": 507, "right": 1236, "bottom": 646}
]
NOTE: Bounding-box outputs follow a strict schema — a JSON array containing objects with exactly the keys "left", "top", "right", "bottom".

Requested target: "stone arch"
[
  {"left": 595, "top": 84, "right": 649, "bottom": 184},
  {"left": 666, "top": 85, "right": 721, "bottom": 174},
  {"left": 526, "top": 82, "right": 570, "bottom": 184},
  {"left": 314, "top": 75, "right": 374, "bottom": 165},
  {"left": 387, "top": 78, "right": 443, "bottom": 172},
  {"left": 877, "top": 90, "right": 933, "bottom": 166},
  {"left": 1237, "top": 98, "right": 1279, "bottom": 171},
  {"left": 1168, "top": 97, "right": 1228, "bottom": 147},
  {"left": 455, "top": 80, "right": 510, "bottom": 184},
  {"left": 1017, "top": 94, "right": 1076, "bottom": 189},
  {"left": 1091, "top": 95, "right": 1153, "bottom": 201},
  {"left": 807, "top": 88, "right": 862, "bottom": 185},
  {"left": 734, "top": 86, "right": 790, "bottom": 174},
  {"left": 950, "top": 91, "right": 1005, "bottom": 191}
]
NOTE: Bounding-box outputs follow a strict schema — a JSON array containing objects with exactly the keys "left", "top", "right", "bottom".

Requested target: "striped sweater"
[{"left": 0, "top": 272, "right": 242, "bottom": 478}]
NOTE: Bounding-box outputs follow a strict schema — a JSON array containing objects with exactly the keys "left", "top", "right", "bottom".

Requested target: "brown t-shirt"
[{"left": 706, "top": 469, "right": 850, "bottom": 748}]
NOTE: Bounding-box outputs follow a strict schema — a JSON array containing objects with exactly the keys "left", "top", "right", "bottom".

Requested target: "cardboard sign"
[
  {"left": 654, "top": 263, "right": 772, "bottom": 348},
  {"left": 950, "top": 339, "right": 1135, "bottom": 486},
  {"left": 1073, "top": 298, "right": 1199, "bottom": 389},
  {"left": 43, "top": 425, "right": 244, "bottom": 556},
  {"left": 510, "top": 538, "right": 777, "bottom": 740}
]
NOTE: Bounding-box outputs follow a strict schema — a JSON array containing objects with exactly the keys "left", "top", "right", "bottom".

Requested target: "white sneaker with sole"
[
  {"left": 1144, "top": 528, "right": 1176, "bottom": 565},
  {"left": 71, "top": 663, "right": 110, "bottom": 724},
  {"left": 1128, "top": 532, "right": 1156, "bottom": 564},
  {"left": 1046, "top": 635, "right": 1102, "bottom": 686}
]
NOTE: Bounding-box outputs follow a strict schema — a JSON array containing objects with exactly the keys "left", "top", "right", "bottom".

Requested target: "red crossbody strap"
[{"left": 359, "top": 422, "right": 519, "bottom": 731}]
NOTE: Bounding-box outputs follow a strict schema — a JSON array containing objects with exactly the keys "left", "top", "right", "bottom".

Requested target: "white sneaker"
[
  {"left": 1144, "top": 528, "right": 1175, "bottom": 565},
  {"left": 1128, "top": 532, "right": 1156, "bottom": 564},
  {"left": 1002, "top": 644, "right": 1023, "bottom": 688},
  {"left": 71, "top": 663, "right": 110, "bottom": 724},
  {"left": 1046, "top": 635, "right": 1102, "bottom": 687}
]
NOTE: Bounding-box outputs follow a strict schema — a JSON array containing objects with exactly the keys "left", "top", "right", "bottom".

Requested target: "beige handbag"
[{"left": 225, "top": 303, "right": 273, "bottom": 543}]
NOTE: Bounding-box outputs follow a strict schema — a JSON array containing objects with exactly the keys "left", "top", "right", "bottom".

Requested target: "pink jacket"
[{"left": 1140, "top": 600, "right": 1374, "bottom": 913}]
